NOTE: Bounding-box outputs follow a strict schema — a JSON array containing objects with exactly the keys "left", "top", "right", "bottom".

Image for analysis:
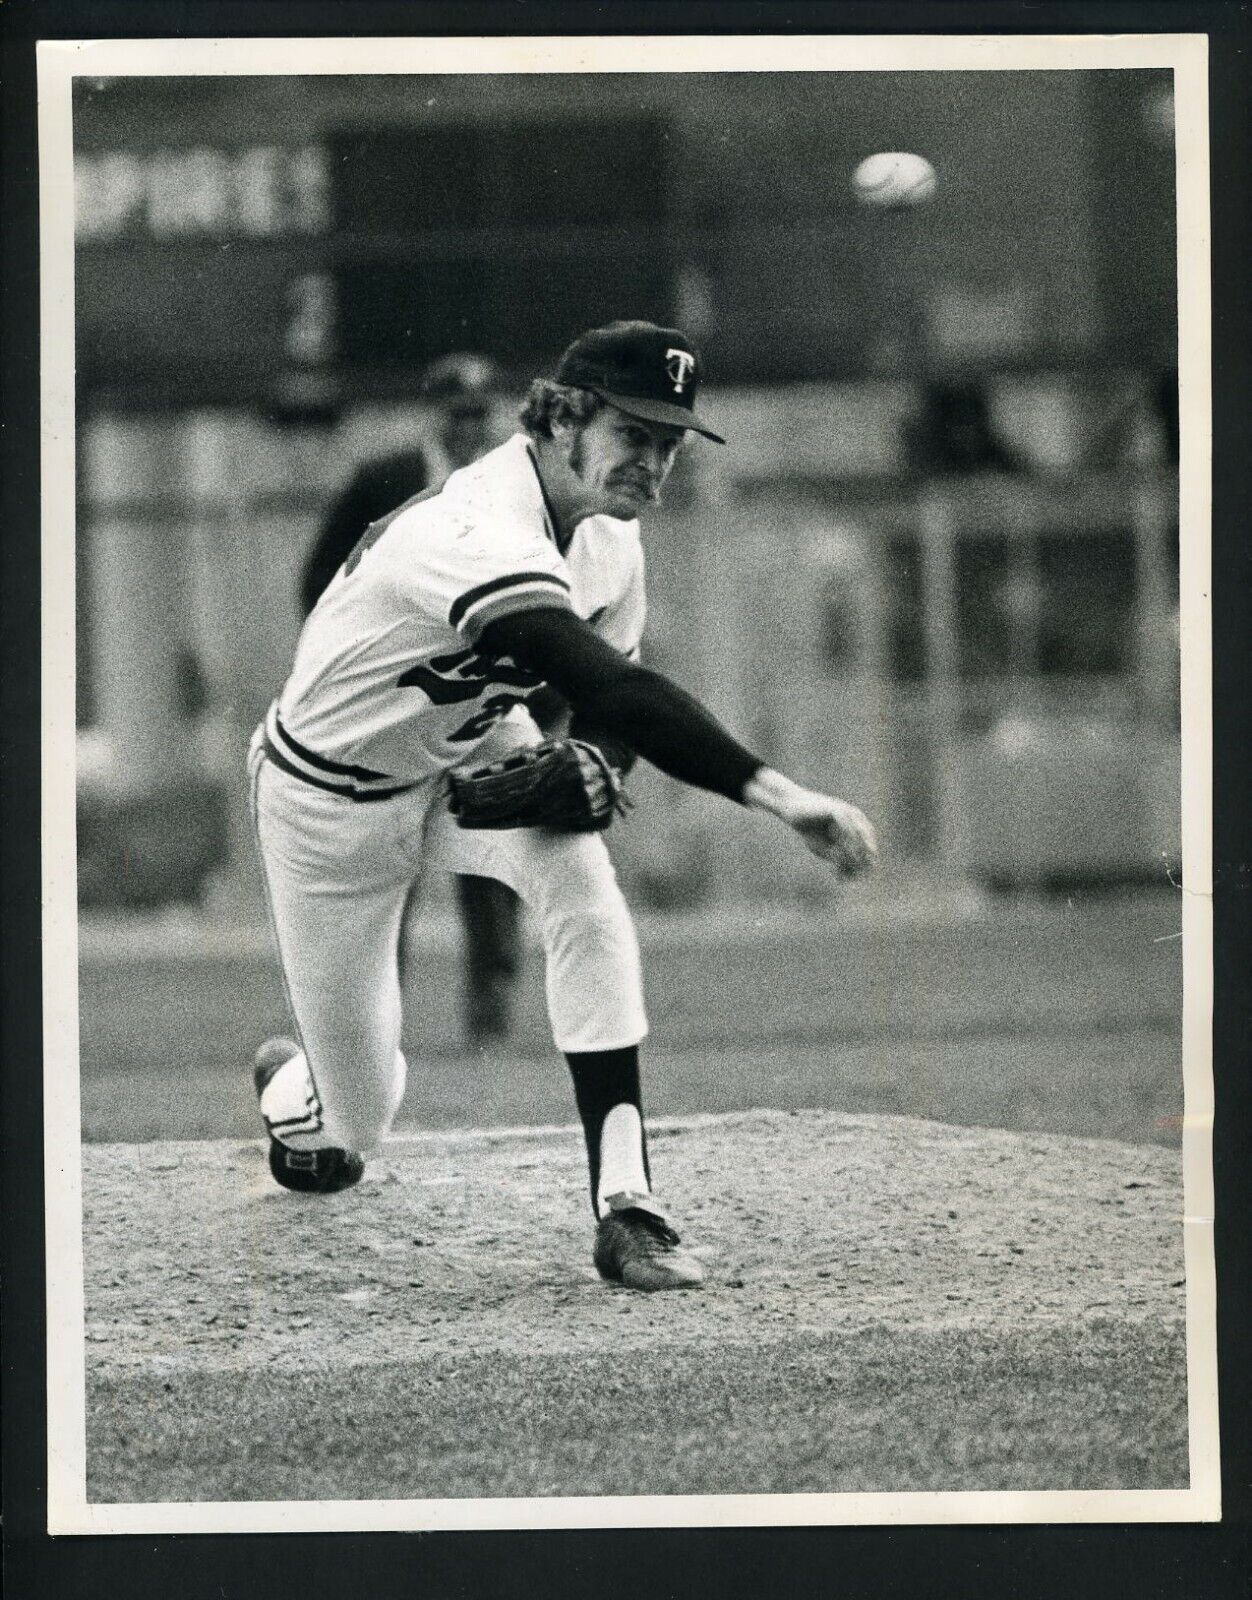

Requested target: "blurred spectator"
[
  {"left": 300, "top": 352, "right": 503, "bottom": 614},
  {"left": 300, "top": 353, "right": 523, "bottom": 1044},
  {"left": 300, "top": 446, "right": 432, "bottom": 616},
  {"left": 908, "top": 378, "right": 1028, "bottom": 476}
]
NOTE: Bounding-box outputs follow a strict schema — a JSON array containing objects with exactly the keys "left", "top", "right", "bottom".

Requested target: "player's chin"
[{"left": 607, "top": 481, "right": 657, "bottom": 515}]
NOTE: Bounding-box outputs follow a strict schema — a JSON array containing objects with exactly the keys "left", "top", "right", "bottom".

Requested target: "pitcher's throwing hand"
[{"left": 744, "top": 769, "right": 878, "bottom": 876}]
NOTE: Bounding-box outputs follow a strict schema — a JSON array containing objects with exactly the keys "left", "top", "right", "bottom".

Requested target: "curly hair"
[{"left": 519, "top": 379, "right": 605, "bottom": 441}]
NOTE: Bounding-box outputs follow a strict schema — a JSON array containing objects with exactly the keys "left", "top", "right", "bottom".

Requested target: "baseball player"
[
  {"left": 249, "top": 320, "right": 877, "bottom": 1291},
  {"left": 301, "top": 354, "right": 525, "bottom": 1042}
]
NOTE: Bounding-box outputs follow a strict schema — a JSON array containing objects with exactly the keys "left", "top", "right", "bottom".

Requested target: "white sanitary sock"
[
  {"left": 596, "top": 1102, "right": 649, "bottom": 1212},
  {"left": 258, "top": 1050, "right": 327, "bottom": 1147}
]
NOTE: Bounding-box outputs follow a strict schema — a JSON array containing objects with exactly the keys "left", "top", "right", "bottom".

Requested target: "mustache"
[{"left": 610, "top": 470, "right": 660, "bottom": 499}]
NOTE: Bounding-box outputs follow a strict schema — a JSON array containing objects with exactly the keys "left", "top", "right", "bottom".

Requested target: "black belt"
[{"left": 263, "top": 707, "right": 416, "bottom": 803}]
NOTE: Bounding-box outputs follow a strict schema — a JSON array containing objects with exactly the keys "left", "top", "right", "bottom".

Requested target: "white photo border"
[{"left": 39, "top": 30, "right": 1217, "bottom": 1534}]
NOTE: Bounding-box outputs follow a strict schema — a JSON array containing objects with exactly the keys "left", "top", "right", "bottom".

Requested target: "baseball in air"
[{"left": 852, "top": 151, "right": 937, "bottom": 208}]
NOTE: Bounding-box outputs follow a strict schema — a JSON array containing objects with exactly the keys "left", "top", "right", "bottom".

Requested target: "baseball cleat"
[
  {"left": 252, "top": 1037, "right": 364, "bottom": 1195},
  {"left": 593, "top": 1200, "right": 705, "bottom": 1292},
  {"left": 266, "top": 1140, "right": 365, "bottom": 1195}
]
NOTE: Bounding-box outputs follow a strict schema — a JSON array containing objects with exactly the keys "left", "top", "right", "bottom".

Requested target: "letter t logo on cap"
[{"left": 665, "top": 348, "right": 696, "bottom": 394}]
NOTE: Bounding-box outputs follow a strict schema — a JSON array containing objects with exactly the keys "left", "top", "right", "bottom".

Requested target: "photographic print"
[{"left": 38, "top": 32, "right": 1217, "bottom": 1532}]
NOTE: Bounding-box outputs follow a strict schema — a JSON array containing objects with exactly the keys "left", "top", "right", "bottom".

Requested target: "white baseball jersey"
[{"left": 271, "top": 433, "right": 645, "bottom": 789}]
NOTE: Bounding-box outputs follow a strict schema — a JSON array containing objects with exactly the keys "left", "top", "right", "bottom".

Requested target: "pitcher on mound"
[{"left": 248, "top": 320, "right": 876, "bottom": 1291}]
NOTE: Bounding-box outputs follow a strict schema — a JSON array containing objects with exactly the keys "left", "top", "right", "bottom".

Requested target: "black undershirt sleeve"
[
  {"left": 478, "top": 607, "right": 763, "bottom": 804},
  {"left": 565, "top": 713, "right": 637, "bottom": 777}
]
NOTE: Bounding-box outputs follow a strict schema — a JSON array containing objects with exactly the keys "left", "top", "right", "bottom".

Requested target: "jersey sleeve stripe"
[
  {"left": 457, "top": 586, "right": 575, "bottom": 641},
  {"left": 449, "top": 571, "right": 570, "bottom": 631}
]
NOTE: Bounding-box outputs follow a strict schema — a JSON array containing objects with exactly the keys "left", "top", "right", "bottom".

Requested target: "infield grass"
[{"left": 88, "top": 1318, "right": 1186, "bottom": 1503}]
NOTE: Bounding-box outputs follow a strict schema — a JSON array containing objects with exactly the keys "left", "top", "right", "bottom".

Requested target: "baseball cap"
[
  {"left": 555, "top": 321, "right": 725, "bottom": 443},
  {"left": 420, "top": 353, "right": 501, "bottom": 415}
]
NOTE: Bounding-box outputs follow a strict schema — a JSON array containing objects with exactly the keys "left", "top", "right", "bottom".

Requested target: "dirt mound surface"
[{"left": 81, "top": 1110, "right": 1188, "bottom": 1503}]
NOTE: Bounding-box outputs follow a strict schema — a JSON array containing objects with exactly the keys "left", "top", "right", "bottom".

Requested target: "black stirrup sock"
[{"left": 564, "top": 1045, "right": 651, "bottom": 1216}]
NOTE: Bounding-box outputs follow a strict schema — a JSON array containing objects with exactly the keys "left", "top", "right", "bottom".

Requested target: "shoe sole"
[
  {"left": 618, "top": 1260, "right": 706, "bottom": 1291},
  {"left": 595, "top": 1254, "right": 706, "bottom": 1292}
]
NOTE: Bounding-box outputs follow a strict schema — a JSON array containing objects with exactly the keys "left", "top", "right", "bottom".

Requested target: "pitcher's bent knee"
[{"left": 541, "top": 900, "right": 647, "bottom": 1053}]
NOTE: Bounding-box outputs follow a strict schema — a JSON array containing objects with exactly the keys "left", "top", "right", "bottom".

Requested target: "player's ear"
[{"left": 549, "top": 399, "right": 578, "bottom": 446}]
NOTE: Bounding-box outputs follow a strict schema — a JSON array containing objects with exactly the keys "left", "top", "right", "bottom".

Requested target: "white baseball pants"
[{"left": 247, "top": 727, "right": 647, "bottom": 1155}]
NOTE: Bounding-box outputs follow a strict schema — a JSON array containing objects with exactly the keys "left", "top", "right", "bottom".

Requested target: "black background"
[{"left": 3, "top": 3, "right": 1249, "bottom": 1597}]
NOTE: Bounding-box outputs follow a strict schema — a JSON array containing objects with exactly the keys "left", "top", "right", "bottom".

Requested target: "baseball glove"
[{"left": 447, "top": 739, "right": 631, "bottom": 832}]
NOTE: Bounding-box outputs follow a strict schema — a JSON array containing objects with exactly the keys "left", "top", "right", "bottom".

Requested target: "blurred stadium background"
[{"left": 71, "top": 69, "right": 1184, "bottom": 1146}]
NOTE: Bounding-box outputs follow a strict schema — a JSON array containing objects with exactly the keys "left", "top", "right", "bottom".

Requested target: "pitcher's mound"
[{"left": 82, "top": 1109, "right": 1188, "bottom": 1504}]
